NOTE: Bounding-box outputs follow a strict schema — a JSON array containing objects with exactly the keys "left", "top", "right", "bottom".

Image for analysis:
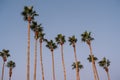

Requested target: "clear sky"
[{"left": 0, "top": 0, "right": 120, "bottom": 80}]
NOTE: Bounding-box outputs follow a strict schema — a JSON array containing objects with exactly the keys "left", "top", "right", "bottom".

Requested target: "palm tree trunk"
[
  {"left": 106, "top": 71, "right": 110, "bottom": 80},
  {"left": 61, "top": 45, "right": 66, "bottom": 80},
  {"left": 40, "top": 40, "right": 45, "bottom": 80},
  {"left": 27, "top": 21, "right": 30, "bottom": 80},
  {"left": 9, "top": 68, "right": 12, "bottom": 80},
  {"left": 77, "top": 69, "right": 80, "bottom": 80},
  {"left": 73, "top": 45, "right": 79, "bottom": 80},
  {"left": 51, "top": 51, "right": 56, "bottom": 80},
  {"left": 88, "top": 44, "right": 97, "bottom": 80},
  {"left": 94, "top": 62, "right": 100, "bottom": 80},
  {"left": 1, "top": 62, "right": 5, "bottom": 80},
  {"left": 34, "top": 39, "right": 37, "bottom": 80}
]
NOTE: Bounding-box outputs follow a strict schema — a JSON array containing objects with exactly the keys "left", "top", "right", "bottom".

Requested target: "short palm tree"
[
  {"left": 68, "top": 35, "right": 80, "bottom": 80},
  {"left": 55, "top": 34, "right": 66, "bottom": 80},
  {"left": 0, "top": 49, "right": 10, "bottom": 80},
  {"left": 7, "top": 60, "right": 16, "bottom": 80},
  {"left": 30, "top": 21, "right": 42, "bottom": 80},
  {"left": 81, "top": 31, "right": 99, "bottom": 80},
  {"left": 21, "top": 6, "right": 38, "bottom": 80},
  {"left": 46, "top": 40, "right": 57, "bottom": 80},
  {"left": 98, "top": 57, "right": 111, "bottom": 80},
  {"left": 72, "top": 61, "right": 83, "bottom": 80}
]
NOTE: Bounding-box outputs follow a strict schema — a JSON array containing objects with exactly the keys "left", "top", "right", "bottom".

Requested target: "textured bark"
[{"left": 61, "top": 44, "right": 66, "bottom": 80}]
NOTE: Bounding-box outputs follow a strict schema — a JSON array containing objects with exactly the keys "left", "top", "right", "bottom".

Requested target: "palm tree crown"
[
  {"left": 0, "top": 49, "right": 10, "bottom": 62},
  {"left": 81, "top": 31, "right": 94, "bottom": 45},
  {"left": 68, "top": 35, "right": 77, "bottom": 47},
  {"left": 72, "top": 61, "right": 83, "bottom": 70},
  {"left": 30, "top": 21, "right": 43, "bottom": 40},
  {"left": 46, "top": 40, "right": 57, "bottom": 51},
  {"left": 98, "top": 57, "right": 110, "bottom": 71},
  {"left": 7, "top": 60, "right": 16, "bottom": 69},
  {"left": 55, "top": 34, "right": 66, "bottom": 45},
  {"left": 21, "top": 6, "right": 38, "bottom": 22},
  {"left": 87, "top": 55, "right": 98, "bottom": 62}
]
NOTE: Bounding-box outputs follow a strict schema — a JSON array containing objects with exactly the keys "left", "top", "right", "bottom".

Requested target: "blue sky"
[{"left": 0, "top": 0, "right": 120, "bottom": 80}]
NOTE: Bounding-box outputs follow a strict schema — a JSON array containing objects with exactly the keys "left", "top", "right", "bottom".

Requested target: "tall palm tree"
[
  {"left": 38, "top": 30, "right": 45, "bottom": 80},
  {"left": 46, "top": 40, "right": 57, "bottom": 80},
  {"left": 81, "top": 31, "right": 99, "bottom": 80},
  {"left": 72, "top": 61, "right": 83, "bottom": 80},
  {"left": 0, "top": 49, "right": 10, "bottom": 80},
  {"left": 7, "top": 60, "right": 16, "bottom": 80},
  {"left": 55, "top": 34, "right": 66, "bottom": 80},
  {"left": 21, "top": 6, "right": 38, "bottom": 80},
  {"left": 30, "top": 21, "right": 42, "bottom": 80},
  {"left": 87, "top": 55, "right": 100, "bottom": 80},
  {"left": 68, "top": 35, "right": 80, "bottom": 80},
  {"left": 98, "top": 57, "right": 111, "bottom": 80}
]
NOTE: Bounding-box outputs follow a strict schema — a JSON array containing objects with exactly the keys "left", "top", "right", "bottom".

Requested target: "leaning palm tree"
[
  {"left": 7, "top": 60, "right": 16, "bottom": 80},
  {"left": 55, "top": 34, "right": 66, "bottom": 80},
  {"left": 98, "top": 57, "right": 111, "bottom": 80},
  {"left": 46, "top": 40, "right": 57, "bottom": 80},
  {"left": 0, "top": 49, "right": 10, "bottom": 80},
  {"left": 72, "top": 61, "right": 83, "bottom": 80},
  {"left": 81, "top": 31, "right": 99, "bottom": 80},
  {"left": 68, "top": 35, "right": 80, "bottom": 80},
  {"left": 30, "top": 21, "right": 42, "bottom": 80},
  {"left": 21, "top": 6, "right": 38, "bottom": 80}
]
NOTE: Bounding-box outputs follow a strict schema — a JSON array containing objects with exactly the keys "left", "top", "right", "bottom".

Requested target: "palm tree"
[
  {"left": 46, "top": 40, "right": 57, "bottom": 80},
  {"left": 98, "top": 57, "right": 111, "bottom": 80},
  {"left": 68, "top": 35, "right": 80, "bottom": 80},
  {"left": 38, "top": 30, "right": 45, "bottom": 80},
  {"left": 87, "top": 55, "right": 100, "bottom": 80},
  {"left": 0, "top": 49, "right": 10, "bottom": 80},
  {"left": 30, "top": 21, "right": 42, "bottom": 80},
  {"left": 7, "top": 60, "right": 16, "bottom": 80},
  {"left": 31, "top": 21, "right": 45, "bottom": 80},
  {"left": 55, "top": 34, "right": 66, "bottom": 80},
  {"left": 81, "top": 31, "right": 99, "bottom": 80},
  {"left": 21, "top": 6, "right": 38, "bottom": 80},
  {"left": 72, "top": 61, "right": 83, "bottom": 80}
]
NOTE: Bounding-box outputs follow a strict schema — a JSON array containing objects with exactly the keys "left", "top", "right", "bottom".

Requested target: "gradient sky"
[{"left": 0, "top": 0, "right": 120, "bottom": 80}]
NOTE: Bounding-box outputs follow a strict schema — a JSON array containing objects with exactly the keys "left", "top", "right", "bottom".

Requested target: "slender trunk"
[
  {"left": 40, "top": 40, "right": 45, "bottom": 80},
  {"left": 9, "top": 68, "right": 12, "bottom": 80},
  {"left": 27, "top": 21, "right": 30, "bottom": 80},
  {"left": 73, "top": 44, "right": 79, "bottom": 80},
  {"left": 106, "top": 69, "right": 110, "bottom": 80},
  {"left": 94, "top": 62, "right": 100, "bottom": 80},
  {"left": 88, "top": 43, "right": 97, "bottom": 80},
  {"left": 61, "top": 44, "right": 66, "bottom": 80},
  {"left": 33, "top": 39, "right": 37, "bottom": 80},
  {"left": 77, "top": 69, "right": 80, "bottom": 80},
  {"left": 51, "top": 50, "right": 55, "bottom": 80},
  {"left": 1, "top": 61, "right": 5, "bottom": 80}
]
